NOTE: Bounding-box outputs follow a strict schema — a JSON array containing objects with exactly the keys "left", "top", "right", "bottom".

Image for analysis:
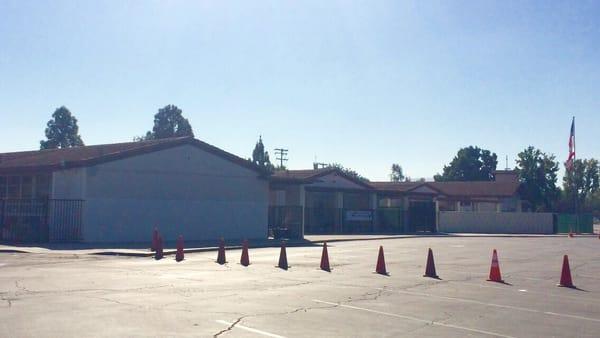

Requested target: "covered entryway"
[{"left": 408, "top": 200, "right": 436, "bottom": 232}]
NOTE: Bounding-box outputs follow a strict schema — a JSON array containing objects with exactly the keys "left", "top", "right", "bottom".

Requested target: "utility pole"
[{"left": 274, "top": 148, "right": 288, "bottom": 168}]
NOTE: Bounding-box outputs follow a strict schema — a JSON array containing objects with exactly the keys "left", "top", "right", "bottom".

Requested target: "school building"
[
  {"left": 0, "top": 137, "right": 269, "bottom": 242},
  {"left": 1, "top": 135, "right": 554, "bottom": 243},
  {"left": 268, "top": 169, "right": 525, "bottom": 236}
]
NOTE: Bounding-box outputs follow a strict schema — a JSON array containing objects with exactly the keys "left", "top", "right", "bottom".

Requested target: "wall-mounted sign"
[{"left": 345, "top": 210, "right": 373, "bottom": 222}]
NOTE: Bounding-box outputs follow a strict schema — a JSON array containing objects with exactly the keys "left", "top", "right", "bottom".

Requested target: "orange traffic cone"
[
  {"left": 240, "top": 239, "right": 250, "bottom": 266},
  {"left": 423, "top": 248, "right": 438, "bottom": 278},
  {"left": 216, "top": 238, "right": 226, "bottom": 264},
  {"left": 375, "top": 246, "right": 387, "bottom": 275},
  {"left": 487, "top": 249, "right": 503, "bottom": 282},
  {"left": 278, "top": 241, "right": 288, "bottom": 270},
  {"left": 155, "top": 234, "right": 163, "bottom": 260},
  {"left": 175, "top": 235, "right": 184, "bottom": 262},
  {"left": 558, "top": 255, "right": 575, "bottom": 288},
  {"left": 151, "top": 227, "right": 159, "bottom": 251},
  {"left": 320, "top": 242, "right": 330, "bottom": 272}
]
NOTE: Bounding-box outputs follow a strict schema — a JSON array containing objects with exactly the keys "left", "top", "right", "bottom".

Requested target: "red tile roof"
[
  {"left": 428, "top": 181, "right": 519, "bottom": 198},
  {"left": 270, "top": 168, "right": 373, "bottom": 189},
  {"left": 0, "top": 137, "right": 264, "bottom": 174},
  {"left": 271, "top": 168, "right": 336, "bottom": 181},
  {"left": 369, "top": 180, "right": 520, "bottom": 198},
  {"left": 369, "top": 181, "right": 424, "bottom": 192}
]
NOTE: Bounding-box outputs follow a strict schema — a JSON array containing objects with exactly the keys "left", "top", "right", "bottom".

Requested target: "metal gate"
[
  {"left": 408, "top": 201, "right": 436, "bottom": 232},
  {"left": 0, "top": 199, "right": 84, "bottom": 242}
]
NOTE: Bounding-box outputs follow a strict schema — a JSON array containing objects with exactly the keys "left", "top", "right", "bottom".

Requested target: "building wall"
[
  {"left": 81, "top": 144, "right": 268, "bottom": 242},
  {"left": 52, "top": 168, "right": 86, "bottom": 199},
  {"left": 438, "top": 211, "right": 553, "bottom": 234}
]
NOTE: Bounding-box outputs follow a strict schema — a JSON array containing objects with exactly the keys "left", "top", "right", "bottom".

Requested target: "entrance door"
[{"left": 408, "top": 201, "right": 436, "bottom": 232}]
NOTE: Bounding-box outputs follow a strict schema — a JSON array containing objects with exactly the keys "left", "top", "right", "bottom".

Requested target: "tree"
[
  {"left": 434, "top": 146, "right": 498, "bottom": 181},
  {"left": 328, "top": 163, "right": 370, "bottom": 183},
  {"left": 252, "top": 136, "right": 274, "bottom": 172},
  {"left": 588, "top": 190, "right": 600, "bottom": 218},
  {"left": 40, "top": 106, "right": 84, "bottom": 149},
  {"left": 515, "top": 146, "right": 560, "bottom": 211},
  {"left": 139, "top": 105, "right": 194, "bottom": 140},
  {"left": 562, "top": 158, "right": 600, "bottom": 212},
  {"left": 390, "top": 164, "right": 405, "bottom": 182}
]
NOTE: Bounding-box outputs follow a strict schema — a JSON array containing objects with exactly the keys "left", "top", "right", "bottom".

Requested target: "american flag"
[{"left": 565, "top": 117, "right": 575, "bottom": 171}]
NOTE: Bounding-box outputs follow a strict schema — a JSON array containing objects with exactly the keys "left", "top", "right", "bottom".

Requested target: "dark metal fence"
[
  {"left": 304, "top": 208, "right": 376, "bottom": 234},
  {"left": 0, "top": 199, "right": 84, "bottom": 243},
  {"left": 376, "top": 207, "right": 405, "bottom": 232},
  {"left": 268, "top": 206, "right": 303, "bottom": 239},
  {"left": 274, "top": 206, "right": 431, "bottom": 235}
]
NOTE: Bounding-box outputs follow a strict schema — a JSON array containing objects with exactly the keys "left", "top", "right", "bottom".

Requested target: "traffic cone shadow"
[
  {"left": 216, "top": 237, "right": 227, "bottom": 265},
  {"left": 375, "top": 246, "right": 389, "bottom": 276},
  {"left": 320, "top": 242, "right": 331, "bottom": 272},
  {"left": 423, "top": 248, "right": 440, "bottom": 279},
  {"left": 240, "top": 239, "right": 250, "bottom": 267}
]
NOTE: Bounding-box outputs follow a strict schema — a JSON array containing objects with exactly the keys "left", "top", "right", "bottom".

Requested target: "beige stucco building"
[{"left": 0, "top": 137, "right": 269, "bottom": 242}]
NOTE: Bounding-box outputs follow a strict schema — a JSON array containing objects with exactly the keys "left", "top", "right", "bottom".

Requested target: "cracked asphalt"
[{"left": 1, "top": 236, "right": 599, "bottom": 337}]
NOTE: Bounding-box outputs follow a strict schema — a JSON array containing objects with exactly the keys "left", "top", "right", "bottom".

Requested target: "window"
[
  {"left": 460, "top": 201, "right": 473, "bottom": 211},
  {"left": 35, "top": 175, "right": 51, "bottom": 199},
  {"left": 6, "top": 176, "right": 20, "bottom": 199},
  {"left": 0, "top": 176, "right": 5, "bottom": 199},
  {"left": 21, "top": 176, "right": 33, "bottom": 199},
  {"left": 438, "top": 200, "right": 457, "bottom": 211}
]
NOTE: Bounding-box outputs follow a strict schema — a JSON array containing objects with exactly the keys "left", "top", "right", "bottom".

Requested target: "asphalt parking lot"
[{"left": 1, "top": 236, "right": 599, "bottom": 337}]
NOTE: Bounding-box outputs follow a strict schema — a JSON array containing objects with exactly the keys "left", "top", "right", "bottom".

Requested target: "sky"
[{"left": 1, "top": 0, "right": 599, "bottom": 181}]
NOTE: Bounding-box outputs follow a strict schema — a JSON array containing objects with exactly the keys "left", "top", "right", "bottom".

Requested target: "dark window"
[
  {"left": 7, "top": 176, "right": 20, "bottom": 199},
  {"left": 0, "top": 176, "right": 6, "bottom": 199},
  {"left": 35, "top": 175, "right": 51, "bottom": 199}
]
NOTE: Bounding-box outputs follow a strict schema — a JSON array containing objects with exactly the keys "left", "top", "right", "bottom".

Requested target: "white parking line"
[
  {"left": 215, "top": 320, "right": 286, "bottom": 338},
  {"left": 312, "top": 299, "right": 516, "bottom": 338},
  {"left": 375, "top": 288, "right": 600, "bottom": 323},
  {"left": 460, "top": 280, "right": 590, "bottom": 301}
]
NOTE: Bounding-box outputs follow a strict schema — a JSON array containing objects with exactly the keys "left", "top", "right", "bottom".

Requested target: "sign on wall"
[{"left": 345, "top": 210, "right": 373, "bottom": 222}]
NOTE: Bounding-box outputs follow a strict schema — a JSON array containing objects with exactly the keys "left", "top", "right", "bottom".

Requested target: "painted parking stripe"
[
  {"left": 376, "top": 288, "right": 600, "bottom": 323},
  {"left": 460, "top": 280, "right": 592, "bottom": 302},
  {"left": 312, "top": 299, "right": 516, "bottom": 338},
  {"left": 215, "top": 320, "right": 286, "bottom": 338}
]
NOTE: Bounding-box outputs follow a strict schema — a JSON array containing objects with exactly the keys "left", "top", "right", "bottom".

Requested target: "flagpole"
[{"left": 572, "top": 116, "right": 579, "bottom": 233}]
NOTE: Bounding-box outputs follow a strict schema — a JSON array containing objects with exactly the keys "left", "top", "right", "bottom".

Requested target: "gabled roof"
[
  {"left": 270, "top": 168, "right": 373, "bottom": 189},
  {"left": 270, "top": 168, "right": 335, "bottom": 182},
  {"left": 428, "top": 181, "right": 520, "bottom": 198},
  {"left": 368, "top": 181, "right": 424, "bottom": 192},
  {"left": 369, "top": 180, "right": 520, "bottom": 198},
  {"left": 0, "top": 137, "right": 265, "bottom": 174}
]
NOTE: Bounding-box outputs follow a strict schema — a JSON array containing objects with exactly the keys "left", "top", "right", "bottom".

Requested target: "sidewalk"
[{"left": 0, "top": 232, "right": 596, "bottom": 257}]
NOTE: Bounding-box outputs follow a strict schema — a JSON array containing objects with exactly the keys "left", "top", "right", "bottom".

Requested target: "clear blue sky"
[{"left": 1, "top": 1, "right": 599, "bottom": 181}]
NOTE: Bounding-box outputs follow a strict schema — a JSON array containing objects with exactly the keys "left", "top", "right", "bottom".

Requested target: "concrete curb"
[{"left": 2, "top": 233, "right": 597, "bottom": 257}]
